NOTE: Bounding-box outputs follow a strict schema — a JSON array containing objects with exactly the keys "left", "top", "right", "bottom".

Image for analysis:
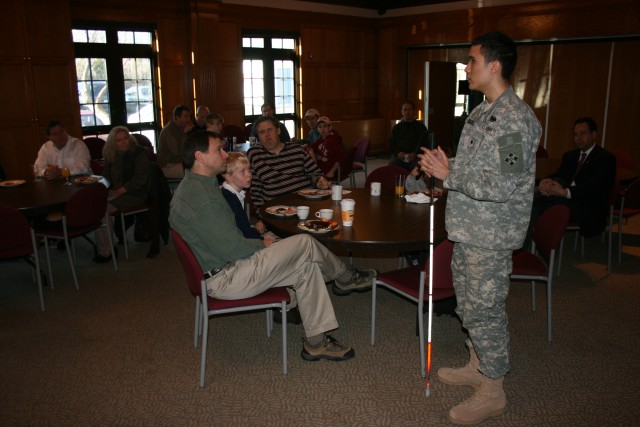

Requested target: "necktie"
[{"left": 571, "top": 152, "right": 587, "bottom": 184}]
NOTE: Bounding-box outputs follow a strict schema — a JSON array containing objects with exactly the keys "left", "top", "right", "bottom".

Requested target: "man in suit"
[{"left": 531, "top": 116, "right": 616, "bottom": 241}]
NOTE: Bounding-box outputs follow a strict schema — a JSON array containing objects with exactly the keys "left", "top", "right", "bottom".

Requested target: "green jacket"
[{"left": 169, "top": 170, "right": 263, "bottom": 272}]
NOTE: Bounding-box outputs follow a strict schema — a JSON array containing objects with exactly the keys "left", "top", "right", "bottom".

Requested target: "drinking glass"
[
  {"left": 62, "top": 167, "right": 71, "bottom": 185},
  {"left": 395, "top": 175, "right": 405, "bottom": 198},
  {"left": 32, "top": 163, "right": 42, "bottom": 182}
]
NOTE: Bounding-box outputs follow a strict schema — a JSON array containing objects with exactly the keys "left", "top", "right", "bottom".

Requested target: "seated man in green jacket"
[{"left": 169, "top": 130, "right": 376, "bottom": 361}]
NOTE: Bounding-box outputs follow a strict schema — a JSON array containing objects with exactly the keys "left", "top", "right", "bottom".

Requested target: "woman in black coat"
[{"left": 94, "top": 126, "right": 149, "bottom": 262}]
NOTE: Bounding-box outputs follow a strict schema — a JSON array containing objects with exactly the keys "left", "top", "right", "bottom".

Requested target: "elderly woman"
[{"left": 94, "top": 126, "right": 150, "bottom": 263}]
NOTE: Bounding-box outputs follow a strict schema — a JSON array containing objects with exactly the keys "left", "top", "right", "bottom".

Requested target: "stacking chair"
[
  {"left": 610, "top": 178, "right": 640, "bottom": 265},
  {"left": 371, "top": 239, "right": 455, "bottom": 378},
  {"left": 0, "top": 206, "right": 45, "bottom": 311},
  {"left": 132, "top": 133, "right": 157, "bottom": 161},
  {"left": 558, "top": 179, "right": 621, "bottom": 276},
  {"left": 171, "top": 230, "right": 289, "bottom": 388},
  {"left": 83, "top": 136, "right": 106, "bottom": 174},
  {"left": 244, "top": 123, "right": 253, "bottom": 140},
  {"left": 349, "top": 138, "right": 371, "bottom": 187},
  {"left": 511, "top": 204, "right": 570, "bottom": 342},
  {"left": 111, "top": 204, "right": 149, "bottom": 259},
  {"left": 84, "top": 136, "right": 106, "bottom": 160},
  {"left": 536, "top": 145, "right": 549, "bottom": 158},
  {"left": 335, "top": 147, "right": 357, "bottom": 185},
  {"left": 35, "top": 183, "right": 117, "bottom": 290},
  {"left": 557, "top": 221, "right": 582, "bottom": 276},
  {"left": 365, "top": 165, "right": 409, "bottom": 191},
  {"left": 222, "top": 125, "right": 246, "bottom": 143}
]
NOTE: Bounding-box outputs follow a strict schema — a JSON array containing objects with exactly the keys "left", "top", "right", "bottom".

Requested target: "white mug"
[
  {"left": 370, "top": 182, "right": 381, "bottom": 196},
  {"left": 297, "top": 206, "right": 310, "bottom": 220},
  {"left": 331, "top": 185, "right": 343, "bottom": 201},
  {"left": 315, "top": 209, "right": 333, "bottom": 220}
]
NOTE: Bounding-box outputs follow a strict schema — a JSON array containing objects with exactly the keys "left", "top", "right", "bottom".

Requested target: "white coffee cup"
[
  {"left": 297, "top": 206, "right": 310, "bottom": 220},
  {"left": 315, "top": 209, "right": 333, "bottom": 220},
  {"left": 331, "top": 185, "right": 343, "bottom": 201},
  {"left": 340, "top": 198, "right": 355, "bottom": 226},
  {"left": 370, "top": 182, "right": 381, "bottom": 196}
]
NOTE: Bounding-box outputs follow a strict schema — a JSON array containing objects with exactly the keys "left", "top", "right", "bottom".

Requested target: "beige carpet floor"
[{"left": 2, "top": 161, "right": 640, "bottom": 426}]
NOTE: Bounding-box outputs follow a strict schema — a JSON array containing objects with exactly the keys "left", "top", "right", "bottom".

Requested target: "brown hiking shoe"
[
  {"left": 301, "top": 335, "right": 355, "bottom": 361},
  {"left": 448, "top": 375, "right": 507, "bottom": 425},
  {"left": 333, "top": 268, "right": 377, "bottom": 295},
  {"left": 437, "top": 342, "right": 482, "bottom": 388}
]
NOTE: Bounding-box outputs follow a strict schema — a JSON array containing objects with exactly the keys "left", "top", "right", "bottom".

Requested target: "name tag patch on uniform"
[{"left": 498, "top": 133, "right": 524, "bottom": 174}]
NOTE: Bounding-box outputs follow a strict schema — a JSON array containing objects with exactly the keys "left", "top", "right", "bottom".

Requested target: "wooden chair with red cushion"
[
  {"left": 132, "top": 133, "right": 157, "bottom": 162},
  {"left": 84, "top": 137, "right": 107, "bottom": 174},
  {"left": 0, "top": 206, "right": 45, "bottom": 311},
  {"left": 222, "top": 125, "right": 245, "bottom": 143},
  {"left": 371, "top": 238, "right": 456, "bottom": 378},
  {"left": 511, "top": 204, "right": 570, "bottom": 342},
  {"left": 35, "top": 183, "right": 117, "bottom": 290},
  {"left": 610, "top": 178, "right": 640, "bottom": 267},
  {"left": 171, "top": 229, "right": 290, "bottom": 388},
  {"left": 364, "top": 165, "right": 409, "bottom": 191},
  {"left": 349, "top": 137, "right": 371, "bottom": 187}
]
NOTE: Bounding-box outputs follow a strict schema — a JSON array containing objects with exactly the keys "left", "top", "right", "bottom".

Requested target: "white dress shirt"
[{"left": 35, "top": 136, "right": 92, "bottom": 176}]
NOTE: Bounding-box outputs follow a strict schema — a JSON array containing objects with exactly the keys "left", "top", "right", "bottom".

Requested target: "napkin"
[{"left": 405, "top": 193, "right": 437, "bottom": 204}]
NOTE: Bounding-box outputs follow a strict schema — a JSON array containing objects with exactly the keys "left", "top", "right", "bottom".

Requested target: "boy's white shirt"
[{"left": 221, "top": 181, "right": 245, "bottom": 208}]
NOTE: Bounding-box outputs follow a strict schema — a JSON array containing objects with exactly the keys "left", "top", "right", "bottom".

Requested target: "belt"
[{"left": 203, "top": 267, "right": 222, "bottom": 279}]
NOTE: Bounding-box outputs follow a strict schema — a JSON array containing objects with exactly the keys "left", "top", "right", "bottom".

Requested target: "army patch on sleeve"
[{"left": 497, "top": 133, "right": 524, "bottom": 174}]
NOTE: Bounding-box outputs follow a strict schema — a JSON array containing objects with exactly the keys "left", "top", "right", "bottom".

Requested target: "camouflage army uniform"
[{"left": 443, "top": 86, "right": 541, "bottom": 378}]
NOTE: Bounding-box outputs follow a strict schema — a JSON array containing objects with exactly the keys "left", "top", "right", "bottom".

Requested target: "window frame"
[
  {"left": 242, "top": 30, "right": 300, "bottom": 137},
  {"left": 72, "top": 21, "right": 159, "bottom": 143}
]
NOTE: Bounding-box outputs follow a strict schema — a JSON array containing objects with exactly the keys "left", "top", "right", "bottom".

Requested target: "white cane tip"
[{"left": 425, "top": 384, "right": 431, "bottom": 397}]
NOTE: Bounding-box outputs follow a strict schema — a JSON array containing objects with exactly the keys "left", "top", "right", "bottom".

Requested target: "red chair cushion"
[
  {"left": 206, "top": 287, "right": 290, "bottom": 310},
  {"left": 511, "top": 251, "right": 547, "bottom": 278}
]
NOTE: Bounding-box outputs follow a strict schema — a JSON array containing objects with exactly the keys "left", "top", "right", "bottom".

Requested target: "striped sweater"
[{"left": 248, "top": 143, "right": 324, "bottom": 210}]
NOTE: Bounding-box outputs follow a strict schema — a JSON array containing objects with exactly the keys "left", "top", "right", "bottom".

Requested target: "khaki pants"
[{"left": 205, "top": 234, "right": 348, "bottom": 338}]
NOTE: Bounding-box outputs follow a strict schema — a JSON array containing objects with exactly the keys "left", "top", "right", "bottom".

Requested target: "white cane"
[{"left": 425, "top": 132, "right": 436, "bottom": 398}]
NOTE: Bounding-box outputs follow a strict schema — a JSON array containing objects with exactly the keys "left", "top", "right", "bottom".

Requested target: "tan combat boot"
[
  {"left": 448, "top": 375, "right": 507, "bottom": 425},
  {"left": 437, "top": 341, "right": 482, "bottom": 388}
]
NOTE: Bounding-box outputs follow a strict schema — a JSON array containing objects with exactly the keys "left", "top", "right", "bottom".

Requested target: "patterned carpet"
[{"left": 2, "top": 179, "right": 640, "bottom": 426}]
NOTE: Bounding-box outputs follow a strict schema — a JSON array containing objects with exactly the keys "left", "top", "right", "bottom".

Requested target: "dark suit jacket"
[
  {"left": 221, "top": 188, "right": 262, "bottom": 240},
  {"left": 548, "top": 144, "right": 616, "bottom": 237}
]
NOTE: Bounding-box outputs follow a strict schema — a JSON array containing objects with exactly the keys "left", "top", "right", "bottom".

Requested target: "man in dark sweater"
[{"left": 388, "top": 101, "right": 428, "bottom": 171}]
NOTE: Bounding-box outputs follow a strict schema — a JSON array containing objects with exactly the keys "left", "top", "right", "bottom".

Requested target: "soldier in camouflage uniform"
[{"left": 419, "top": 32, "right": 541, "bottom": 425}]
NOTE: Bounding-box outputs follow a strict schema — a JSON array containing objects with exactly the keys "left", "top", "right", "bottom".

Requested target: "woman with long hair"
[{"left": 94, "top": 126, "right": 150, "bottom": 263}]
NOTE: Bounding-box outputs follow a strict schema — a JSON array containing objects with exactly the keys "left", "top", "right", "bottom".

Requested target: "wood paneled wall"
[
  {"left": 0, "top": 0, "right": 78, "bottom": 180},
  {"left": 1, "top": 0, "right": 639, "bottom": 179},
  {"left": 218, "top": 4, "right": 379, "bottom": 128},
  {"left": 382, "top": 0, "right": 640, "bottom": 169}
]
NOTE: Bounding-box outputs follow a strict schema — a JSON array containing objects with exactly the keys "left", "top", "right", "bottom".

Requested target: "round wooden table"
[
  {"left": 0, "top": 178, "right": 83, "bottom": 217},
  {"left": 260, "top": 188, "right": 447, "bottom": 254}
]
